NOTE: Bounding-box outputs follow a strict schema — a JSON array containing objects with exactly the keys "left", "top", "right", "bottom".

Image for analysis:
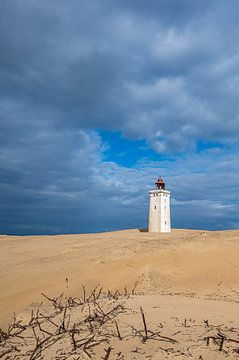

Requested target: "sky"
[{"left": 1, "top": 0, "right": 239, "bottom": 235}]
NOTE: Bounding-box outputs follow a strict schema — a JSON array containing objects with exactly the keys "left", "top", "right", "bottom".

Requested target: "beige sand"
[
  {"left": 1, "top": 228, "right": 239, "bottom": 326},
  {"left": 1, "top": 229, "right": 239, "bottom": 358}
]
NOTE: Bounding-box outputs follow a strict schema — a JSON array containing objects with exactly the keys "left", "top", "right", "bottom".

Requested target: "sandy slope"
[
  {"left": 1, "top": 228, "right": 239, "bottom": 330},
  {"left": 3, "top": 291, "right": 239, "bottom": 359}
]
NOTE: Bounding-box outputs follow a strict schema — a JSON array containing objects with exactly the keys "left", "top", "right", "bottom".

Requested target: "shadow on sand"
[{"left": 138, "top": 228, "right": 148, "bottom": 232}]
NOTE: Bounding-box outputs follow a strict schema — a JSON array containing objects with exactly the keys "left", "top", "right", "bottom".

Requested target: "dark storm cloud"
[
  {"left": 1, "top": 0, "right": 239, "bottom": 233},
  {"left": 0, "top": 125, "right": 150, "bottom": 234},
  {"left": 1, "top": 0, "right": 239, "bottom": 149}
]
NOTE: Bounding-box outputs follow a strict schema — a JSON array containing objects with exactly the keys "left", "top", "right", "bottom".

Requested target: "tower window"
[
  {"left": 164, "top": 206, "right": 166, "bottom": 210},
  {"left": 154, "top": 206, "right": 156, "bottom": 209},
  {"left": 165, "top": 221, "right": 167, "bottom": 225}
]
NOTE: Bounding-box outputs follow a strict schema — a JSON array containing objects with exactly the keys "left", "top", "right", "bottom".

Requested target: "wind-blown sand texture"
[{"left": 1, "top": 229, "right": 239, "bottom": 359}]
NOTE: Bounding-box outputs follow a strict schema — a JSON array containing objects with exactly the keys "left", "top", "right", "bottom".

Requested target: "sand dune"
[
  {"left": 1, "top": 229, "right": 239, "bottom": 327},
  {"left": 1, "top": 229, "right": 239, "bottom": 358}
]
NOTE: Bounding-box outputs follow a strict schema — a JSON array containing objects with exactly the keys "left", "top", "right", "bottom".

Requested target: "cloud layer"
[{"left": 0, "top": 0, "right": 239, "bottom": 233}]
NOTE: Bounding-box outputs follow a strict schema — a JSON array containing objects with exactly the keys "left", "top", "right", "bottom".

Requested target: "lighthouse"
[{"left": 148, "top": 177, "right": 171, "bottom": 233}]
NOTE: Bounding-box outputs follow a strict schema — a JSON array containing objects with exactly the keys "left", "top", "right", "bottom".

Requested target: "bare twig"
[
  {"left": 115, "top": 320, "right": 122, "bottom": 340},
  {"left": 140, "top": 306, "right": 148, "bottom": 341},
  {"left": 131, "top": 281, "right": 138, "bottom": 295},
  {"left": 102, "top": 346, "right": 112, "bottom": 360}
]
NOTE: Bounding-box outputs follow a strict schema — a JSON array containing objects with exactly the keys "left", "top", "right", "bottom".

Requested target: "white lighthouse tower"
[{"left": 148, "top": 177, "right": 171, "bottom": 233}]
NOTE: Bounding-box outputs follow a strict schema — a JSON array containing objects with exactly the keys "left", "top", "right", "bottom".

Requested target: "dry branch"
[
  {"left": 102, "top": 347, "right": 112, "bottom": 360},
  {"left": 115, "top": 321, "right": 122, "bottom": 340}
]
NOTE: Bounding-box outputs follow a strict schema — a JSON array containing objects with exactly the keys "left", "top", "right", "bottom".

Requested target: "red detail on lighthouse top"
[{"left": 155, "top": 177, "right": 165, "bottom": 190}]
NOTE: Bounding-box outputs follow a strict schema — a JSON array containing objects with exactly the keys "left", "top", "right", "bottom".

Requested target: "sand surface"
[{"left": 1, "top": 228, "right": 239, "bottom": 358}]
